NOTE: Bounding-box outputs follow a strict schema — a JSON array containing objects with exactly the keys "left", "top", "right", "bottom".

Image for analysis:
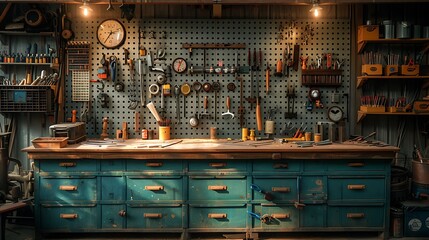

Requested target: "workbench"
[{"left": 23, "top": 139, "right": 399, "bottom": 240}]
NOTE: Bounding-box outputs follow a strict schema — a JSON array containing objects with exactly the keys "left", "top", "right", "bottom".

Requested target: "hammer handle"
[
  {"left": 256, "top": 98, "right": 262, "bottom": 131},
  {"left": 226, "top": 96, "right": 230, "bottom": 110}
]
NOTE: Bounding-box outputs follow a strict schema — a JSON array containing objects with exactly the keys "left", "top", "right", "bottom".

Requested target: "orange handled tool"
[
  {"left": 71, "top": 110, "right": 77, "bottom": 123},
  {"left": 256, "top": 97, "right": 262, "bottom": 132}
]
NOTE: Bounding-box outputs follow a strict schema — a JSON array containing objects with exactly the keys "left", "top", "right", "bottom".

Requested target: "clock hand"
[{"left": 104, "top": 31, "right": 113, "bottom": 43}]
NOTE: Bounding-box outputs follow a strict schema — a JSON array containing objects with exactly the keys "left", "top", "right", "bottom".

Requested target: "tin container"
[
  {"left": 412, "top": 159, "right": 429, "bottom": 185},
  {"left": 383, "top": 20, "right": 395, "bottom": 39},
  {"left": 396, "top": 21, "right": 411, "bottom": 39},
  {"left": 413, "top": 25, "right": 421, "bottom": 38}
]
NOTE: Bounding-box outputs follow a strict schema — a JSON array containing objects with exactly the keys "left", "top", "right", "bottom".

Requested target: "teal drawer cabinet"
[{"left": 26, "top": 144, "right": 396, "bottom": 239}]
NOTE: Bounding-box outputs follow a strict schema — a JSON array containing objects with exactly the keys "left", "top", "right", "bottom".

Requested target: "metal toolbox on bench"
[{"left": 49, "top": 122, "right": 86, "bottom": 144}]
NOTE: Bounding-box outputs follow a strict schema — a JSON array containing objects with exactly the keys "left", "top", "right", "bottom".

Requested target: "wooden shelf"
[
  {"left": 0, "top": 62, "right": 59, "bottom": 70},
  {"left": 358, "top": 38, "right": 429, "bottom": 54},
  {"left": 0, "top": 31, "right": 55, "bottom": 37},
  {"left": 357, "top": 110, "right": 429, "bottom": 123},
  {"left": 357, "top": 75, "right": 429, "bottom": 88}
]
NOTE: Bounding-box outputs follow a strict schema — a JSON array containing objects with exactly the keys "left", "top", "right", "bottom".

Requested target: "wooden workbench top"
[{"left": 23, "top": 139, "right": 399, "bottom": 160}]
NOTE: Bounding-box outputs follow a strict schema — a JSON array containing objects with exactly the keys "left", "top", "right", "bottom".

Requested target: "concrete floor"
[{"left": 4, "top": 221, "right": 426, "bottom": 240}]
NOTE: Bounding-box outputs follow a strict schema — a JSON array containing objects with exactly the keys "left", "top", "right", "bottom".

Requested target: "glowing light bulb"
[
  {"left": 314, "top": 9, "right": 319, "bottom": 17},
  {"left": 83, "top": 8, "right": 89, "bottom": 16}
]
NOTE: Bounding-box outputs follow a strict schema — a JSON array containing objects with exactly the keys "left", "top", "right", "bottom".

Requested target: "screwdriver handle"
[
  {"left": 226, "top": 96, "right": 230, "bottom": 110},
  {"left": 204, "top": 96, "right": 208, "bottom": 109}
]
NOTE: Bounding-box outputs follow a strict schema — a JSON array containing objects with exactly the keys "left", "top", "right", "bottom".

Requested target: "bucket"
[
  {"left": 391, "top": 166, "right": 410, "bottom": 205},
  {"left": 412, "top": 159, "right": 429, "bottom": 185},
  {"left": 396, "top": 21, "right": 411, "bottom": 39},
  {"left": 383, "top": 20, "right": 395, "bottom": 39}
]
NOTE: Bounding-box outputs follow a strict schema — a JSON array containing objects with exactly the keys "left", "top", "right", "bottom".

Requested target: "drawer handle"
[
  {"left": 347, "top": 162, "right": 364, "bottom": 167},
  {"left": 145, "top": 186, "right": 164, "bottom": 191},
  {"left": 118, "top": 210, "right": 126, "bottom": 217},
  {"left": 273, "top": 163, "right": 288, "bottom": 169},
  {"left": 208, "top": 213, "right": 227, "bottom": 219},
  {"left": 60, "top": 214, "right": 78, "bottom": 219},
  {"left": 59, "top": 185, "right": 77, "bottom": 191},
  {"left": 347, "top": 213, "right": 365, "bottom": 219},
  {"left": 208, "top": 185, "right": 227, "bottom": 191},
  {"left": 145, "top": 162, "right": 163, "bottom": 167},
  {"left": 59, "top": 162, "right": 76, "bottom": 167},
  {"left": 209, "top": 162, "right": 227, "bottom": 168},
  {"left": 347, "top": 184, "right": 366, "bottom": 190},
  {"left": 272, "top": 153, "right": 281, "bottom": 160},
  {"left": 144, "top": 213, "right": 162, "bottom": 218},
  {"left": 272, "top": 187, "right": 290, "bottom": 192},
  {"left": 271, "top": 213, "right": 290, "bottom": 219}
]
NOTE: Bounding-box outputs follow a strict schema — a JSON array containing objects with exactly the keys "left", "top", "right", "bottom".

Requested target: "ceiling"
[{"left": 0, "top": 0, "right": 427, "bottom": 5}]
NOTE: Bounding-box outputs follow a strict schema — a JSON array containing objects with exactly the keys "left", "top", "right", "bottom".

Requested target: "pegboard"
[{"left": 65, "top": 19, "right": 350, "bottom": 139}]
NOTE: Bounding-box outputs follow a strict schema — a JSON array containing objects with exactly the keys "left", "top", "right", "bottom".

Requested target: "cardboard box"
[
  {"left": 385, "top": 65, "right": 399, "bottom": 76},
  {"left": 360, "top": 106, "right": 385, "bottom": 113},
  {"left": 362, "top": 64, "right": 383, "bottom": 76},
  {"left": 413, "top": 100, "right": 429, "bottom": 113},
  {"left": 401, "top": 65, "right": 419, "bottom": 76},
  {"left": 358, "top": 25, "right": 379, "bottom": 41}
]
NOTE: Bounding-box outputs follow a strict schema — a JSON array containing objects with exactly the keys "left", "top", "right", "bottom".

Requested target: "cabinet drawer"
[
  {"left": 252, "top": 178, "right": 297, "bottom": 202},
  {"left": 327, "top": 206, "right": 385, "bottom": 228},
  {"left": 101, "top": 176, "right": 125, "bottom": 201},
  {"left": 188, "top": 177, "right": 247, "bottom": 201},
  {"left": 189, "top": 205, "right": 247, "bottom": 229},
  {"left": 301, "top": 176, "right": 327, "bottom": 202},
  {"left": 101, "top": 204, "right": 126, "bottom": 229},
  {"left": 328, "top": 160, "right": 386, "bottom": 171},
  {"left": 300, "top": 205, "right": 327, "bottom": 228},
  {"left": 127, "top": 204, "right": 183, "bottom": 229},
  {"left": 39, "top": 177, "right": 97, "bottom": 202},
  {"left": 253, "top": 160, "right": 300, "bottom": 173},
  {"left": 100, "top": 160, "right": 125, "bottom": 171},
  {"left": 252, "top": 204, "right": 299, "bottom": 229},
  {"left": 127, "top": 160, "right": 183, "bottom": 172},
  {"left": 40, "top": 205, "right": 97, "bottom": 231},
  {"left": 188, "top": 160, "right": 247, "bottom": 172},
  {"left": 328, "top": 177, "right": 385, "bottom": 201},
  {"left": 127, "top": 176, "right": 184, "bottom": 201},
  {"left": 39, "top": 160, "right": 96, "bottom": 172}
]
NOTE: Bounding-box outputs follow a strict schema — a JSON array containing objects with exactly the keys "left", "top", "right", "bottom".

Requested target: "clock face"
[
  {"left": 97, "top": 19, "right": 126, "bottom": 49},
  {"left": 328, "top": 106, "right": 344, "bottom": 122},
  {"left": 172, "top": 57, "right": 187, "bottom": 73}
]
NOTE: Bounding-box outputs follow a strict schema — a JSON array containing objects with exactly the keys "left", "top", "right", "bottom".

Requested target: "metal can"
[{"left": 141, "top": 129, "right": 148, "bottom": 140}]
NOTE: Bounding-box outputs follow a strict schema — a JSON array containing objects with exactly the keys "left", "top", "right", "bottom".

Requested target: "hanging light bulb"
[
  {"left": 80, "top": 0, "right": 93, "bottom": 17},
  {"left": 309, "top": 0, "right": 322, "bottom": 17}
]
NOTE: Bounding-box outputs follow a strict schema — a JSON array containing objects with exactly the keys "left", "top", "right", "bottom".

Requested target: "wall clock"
[
  {"left": 97, "top": 19, "right": 126, "bottom": 49},
  {"left": 327, "top": 105, "right": 344, "bottom": 122}
]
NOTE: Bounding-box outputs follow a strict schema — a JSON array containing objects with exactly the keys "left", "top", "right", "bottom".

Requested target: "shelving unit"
[
  {"left": 357, "top": 111, "right": 429, "bottom": 123},
  {"left": 357, "top": 76, "right": 429, "bottom": 89},
  {"left": 357, "top": 38, "right": 429, "bottom": 54},
  {"left": 356, "top": 35, "right": 429, "bottom": 123}
]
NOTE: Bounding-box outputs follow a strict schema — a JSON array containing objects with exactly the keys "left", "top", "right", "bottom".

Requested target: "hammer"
[{"left": 222, "top": 96, "right": 234, "bottom": 119}]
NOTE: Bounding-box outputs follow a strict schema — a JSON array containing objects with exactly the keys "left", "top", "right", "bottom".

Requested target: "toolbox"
[
  {"left": 402, "top": 200, "right": 429, "bottom": 237},
  {"left": 49, "top": 122, "right": 86, "bottom": 144}
]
